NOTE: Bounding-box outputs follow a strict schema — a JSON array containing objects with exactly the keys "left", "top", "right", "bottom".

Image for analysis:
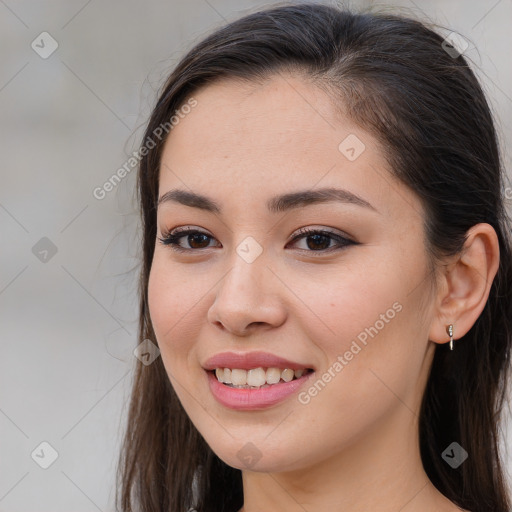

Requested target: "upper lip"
[{"left": 202, "top": 351, "right": 313, "bottom": 371}]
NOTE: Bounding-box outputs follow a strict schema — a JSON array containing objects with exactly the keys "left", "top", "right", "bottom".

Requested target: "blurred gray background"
[{"left": 1, "top": 1, "right": 511, "bottom": 510}]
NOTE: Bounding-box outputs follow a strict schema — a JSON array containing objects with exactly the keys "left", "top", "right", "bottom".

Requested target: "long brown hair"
[{"left": 116, "top": 3, "right": 512, "bottom": 511}]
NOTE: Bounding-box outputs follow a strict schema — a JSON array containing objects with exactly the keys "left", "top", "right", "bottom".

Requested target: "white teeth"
[
  {"left": 231, "top": 368, "right": 247, "bottom": 386},
  {"left": 281, "top": 368, "right": 294, "bottom": 382},
  {"left": 266, "top": 367, "right": 281, "bottom": 384},
  {"left": 214, "top": 367, "right": 310, "bottom": 387},
  {"left": 247, "top": 367, "right": 266, "bottom": 387}
]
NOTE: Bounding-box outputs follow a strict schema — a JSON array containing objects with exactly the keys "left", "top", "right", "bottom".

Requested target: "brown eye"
[
  {"left": 158, "top": 227, "right": 356, "bottom": 254},
  {"left": 158, "top": 228, "right": 218, "bottom": 252},
  {"left": 288, "top": 228, "right": 355, "bottom": 253}
]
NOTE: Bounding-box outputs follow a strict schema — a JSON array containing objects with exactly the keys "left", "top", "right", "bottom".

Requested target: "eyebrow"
[{"left": 157, "top": 187, "right": 377, "bottom": 214}]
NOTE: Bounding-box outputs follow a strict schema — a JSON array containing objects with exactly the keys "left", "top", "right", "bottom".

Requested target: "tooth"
[
  {"left": 266, "top": 367, "right": 281, "bottom": 384},
  {"left": 219, "top": 367, "right": 304, "bottom": 386},
  {"left": 231, "top": 369, "right": 247, "bottom": 386},
  {"left": 247, "top": 367, "right": 266, "bottom": 387},
  {"left": 281, "top": 368, "right": 294, "bottom": 382}
]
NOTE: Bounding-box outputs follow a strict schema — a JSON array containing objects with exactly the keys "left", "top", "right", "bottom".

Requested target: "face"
[{"left": 148, "top": 74, "right": 437, "bottom": 473}]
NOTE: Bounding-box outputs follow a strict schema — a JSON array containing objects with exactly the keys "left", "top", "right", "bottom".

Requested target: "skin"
[{"left": 147, "top": 73, "right": 499, "bottom": 512}]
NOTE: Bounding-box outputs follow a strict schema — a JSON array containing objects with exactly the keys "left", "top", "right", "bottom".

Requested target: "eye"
[
  {"left": 158, "top": 227, "right": 218, "bottom": 252},
  {"left": 158, "top": 226, "right": 356, "bottom": 254},
  {"left": 287, "top": 227, "right": 355, "bottom": 253}
]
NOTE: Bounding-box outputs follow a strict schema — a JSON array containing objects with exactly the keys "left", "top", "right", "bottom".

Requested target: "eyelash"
[{"left": 157, "top": 226, "right": 356, "bottom": 255}]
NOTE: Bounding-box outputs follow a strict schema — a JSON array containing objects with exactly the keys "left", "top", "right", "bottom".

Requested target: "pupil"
[
  {"left": 307, "top": 234, "right": 330, "bottom": 250},
  {"left": 189, "top": 234, "right": 209, "bottom": 249}
]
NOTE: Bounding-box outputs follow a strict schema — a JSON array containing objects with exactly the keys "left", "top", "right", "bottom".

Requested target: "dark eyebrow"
[{"left": 157, "top": 187, "right": 377, "bottom": 214}]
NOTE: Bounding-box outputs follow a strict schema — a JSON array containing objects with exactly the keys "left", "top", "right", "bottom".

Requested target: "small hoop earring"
[{"left": 447, "top": 324, "right": 454, "bottom": 351}]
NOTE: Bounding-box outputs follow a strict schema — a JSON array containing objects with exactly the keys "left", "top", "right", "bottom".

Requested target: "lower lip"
[{"left": 206, "top": 370, "right": 314, "bottom": 410}]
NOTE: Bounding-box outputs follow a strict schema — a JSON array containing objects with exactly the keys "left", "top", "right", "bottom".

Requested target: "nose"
[{"left": 207, "top": 255, "right": 287, "bottom": 336}]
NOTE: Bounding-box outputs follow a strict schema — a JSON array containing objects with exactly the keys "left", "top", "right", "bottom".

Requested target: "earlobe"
[{"left": 429, "top": 223, "right": 500, "bottom": 349}]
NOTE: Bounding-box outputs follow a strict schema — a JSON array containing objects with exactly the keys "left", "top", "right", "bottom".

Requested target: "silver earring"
[{"left": 447, "top": 324, "right": 454, "bottom": 351}]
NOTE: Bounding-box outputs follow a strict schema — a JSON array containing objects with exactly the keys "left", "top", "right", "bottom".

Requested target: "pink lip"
[
  {"left": 206, "top": 370, "right": 314, "bottom": 410},
  {"left": 202, "top": 351, "right": 312, "bottom": 371}
]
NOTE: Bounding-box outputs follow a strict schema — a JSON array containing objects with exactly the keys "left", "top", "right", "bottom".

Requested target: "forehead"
[
  {"left": 162, "top": 75, "right": 371, "bottom": 183},
  {"left": 158, "top": 74, "right": 421, "bottom": 224},
  {"left": 163, "top": 74, "right": 348, "bottom": 165}
]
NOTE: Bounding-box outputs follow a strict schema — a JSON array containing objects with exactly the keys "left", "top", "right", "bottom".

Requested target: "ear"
[{"left": 429, "top": 223, "right": 500, "bottom": 347}]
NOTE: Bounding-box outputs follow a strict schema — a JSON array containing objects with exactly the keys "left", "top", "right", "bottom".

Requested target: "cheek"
[
  {"left": 147, "top": 257, "right": 211, "bottom": 410},
  {"left": 290, "top": 257, "right": 405, "bottom": 356},
  {"left": 289, "top": 251, "right": 426, "bottom": 407},
  {"left": 287, "top": 270, "right": 417, "bottom": 452},
  {"left": 147, "top": 256, "right": 206, "bottom": 354}
]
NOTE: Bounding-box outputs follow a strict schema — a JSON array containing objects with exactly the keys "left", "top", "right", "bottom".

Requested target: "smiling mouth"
[{"left": 210, "top": 367, "right": 314, "bottom": 389}]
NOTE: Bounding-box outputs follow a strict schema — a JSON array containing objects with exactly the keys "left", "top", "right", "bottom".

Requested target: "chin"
[{"left": 204, "top": 434, "right": 306, "bottom": 473}]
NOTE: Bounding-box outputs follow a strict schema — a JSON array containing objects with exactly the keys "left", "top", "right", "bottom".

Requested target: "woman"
[{"left": 116, "top": 3, "right": 512, "bottom": 511}]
